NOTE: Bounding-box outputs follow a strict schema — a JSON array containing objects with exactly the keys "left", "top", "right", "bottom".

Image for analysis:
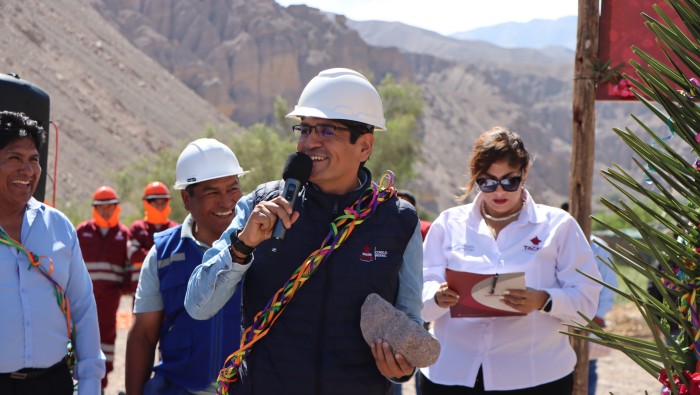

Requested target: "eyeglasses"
[
  {"left": 292, "top": 124, "right": 350, "bottom": 139},
  {"left": 475, "top": 175, "right": 522, "bottom": 193}
]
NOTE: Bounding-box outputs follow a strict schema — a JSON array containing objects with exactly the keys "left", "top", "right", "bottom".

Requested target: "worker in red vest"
[
  {"left": 128, "top": 181, "right": 178, "bottom": 293},
  {"left": 76, "top": 185, "right": 132, "bottom": 390}
]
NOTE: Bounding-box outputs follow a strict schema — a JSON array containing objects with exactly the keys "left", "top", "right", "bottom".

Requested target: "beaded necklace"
[{"left": 481, "top": 202, "right": 522, "bottom": 222}]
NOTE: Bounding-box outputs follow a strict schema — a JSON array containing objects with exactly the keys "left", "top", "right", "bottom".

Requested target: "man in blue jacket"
[
  {"left": 185, "top": 68, "right": 423, "bottom": 395},
  {"left": 125, "top": 138, "right": 248, "bottom": 395}
]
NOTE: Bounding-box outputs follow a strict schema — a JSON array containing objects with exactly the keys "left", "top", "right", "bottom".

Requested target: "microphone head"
[{"left": 282, "top": 152, "right": 313, "bottom": 183}]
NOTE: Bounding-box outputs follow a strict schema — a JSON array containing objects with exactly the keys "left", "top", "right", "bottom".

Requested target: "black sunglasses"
[{"left": 475, "top": 175, "right": 522, "bottom": 193}]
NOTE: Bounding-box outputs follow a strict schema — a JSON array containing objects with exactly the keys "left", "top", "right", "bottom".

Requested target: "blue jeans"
[
  {"left": 143, "top": 375, "right": 215, "bottom": 395},
  {"left": 588, "top": 359, "right": 597, "bottom": 395}
]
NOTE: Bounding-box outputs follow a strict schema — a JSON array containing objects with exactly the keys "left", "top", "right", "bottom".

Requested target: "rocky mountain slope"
[
  {"left": 1, "top": 0, "right": 665, "bottom": 215},
  {"left": 94, "top": 0, "right": 412, "bottom": 125},
  {"left": 0, "top": 0, "right": 237, "bottom": 211}
]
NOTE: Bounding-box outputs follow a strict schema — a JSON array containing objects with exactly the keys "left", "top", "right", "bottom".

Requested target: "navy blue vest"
[
  {"left": 236, "top": 168, "right": 418, "bottom": 395},
  {"left": 154, "top": 225, "right": 242, "bottom": 391}
]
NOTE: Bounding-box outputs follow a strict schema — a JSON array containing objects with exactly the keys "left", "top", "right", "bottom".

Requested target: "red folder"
[{"left": 445, "top": 268, "right": 526, "bottom": 317}]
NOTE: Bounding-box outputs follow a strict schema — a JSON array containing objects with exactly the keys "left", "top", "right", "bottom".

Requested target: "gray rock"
[{"left": 360, "top": 293, "right": 440, "bottom": 368}]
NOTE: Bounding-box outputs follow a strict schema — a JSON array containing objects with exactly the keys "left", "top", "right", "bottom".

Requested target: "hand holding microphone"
[
  {"left": 236, "top": 152, "right": 313, "bottom": 251},
  {"left": 271, "top": 152, "right": 313, "bottom": 241}
]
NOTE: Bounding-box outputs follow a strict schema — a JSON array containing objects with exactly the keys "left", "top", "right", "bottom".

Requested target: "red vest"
[
  {"left": 129, "top": 219, "right": 178, "bottom": 265},
  {"left": 76, "top": 219, "right": 131, "bottom": 294},
  {"left": 127, "top": 219, "right": 178, "bottom": 293},
  {"left": 420, "top": 220, "right": 432, "bottom": 241}
]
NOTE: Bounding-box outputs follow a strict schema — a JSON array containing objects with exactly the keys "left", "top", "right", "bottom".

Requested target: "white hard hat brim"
[
  {"left": 173, "top": 169, "right": 250, "bottom": 190},
  {"left": 286, "top": 107, "right": 386, "bottom": 131}
]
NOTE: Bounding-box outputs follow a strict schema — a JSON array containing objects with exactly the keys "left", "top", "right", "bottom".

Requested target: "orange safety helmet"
[
  {"left": 92, "top": 185, "right": 120, "bottom": 206},
  {"left": 143, "top": 181, "right": 171, "bottom": 200}
]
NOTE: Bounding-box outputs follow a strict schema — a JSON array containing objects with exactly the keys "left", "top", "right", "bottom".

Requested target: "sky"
[{"left": 274, "top": 0, "right": 579, "bottom": 36}]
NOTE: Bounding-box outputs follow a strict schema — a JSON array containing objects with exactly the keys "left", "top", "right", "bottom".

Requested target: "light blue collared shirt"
[
  {"left": 134, "top": 215, "right": 208, "bottom": 314},
  {"left": 185, "top": 193, "right": 423, "bottom": 324},
  {"left": 590, "top": 236, "right": 618, "bottom": 319},
  {"left": 0, "top": 198, "right": 105, "bottom": 395}
]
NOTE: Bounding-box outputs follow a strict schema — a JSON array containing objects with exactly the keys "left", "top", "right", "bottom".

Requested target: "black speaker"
[{"left": 0, "top": 73, "right": 50, "bottom": 202}]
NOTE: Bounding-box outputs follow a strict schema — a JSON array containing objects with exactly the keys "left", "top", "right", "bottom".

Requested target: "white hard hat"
[
  {"left": 286, "top": 68, "right": 386, "bottom": 131},
  {"left": 174, "top": 138, "right": 248, "bottom": 190}
]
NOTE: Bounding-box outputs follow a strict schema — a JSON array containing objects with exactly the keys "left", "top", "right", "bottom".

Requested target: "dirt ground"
[{"left": 104, "top": 297, "right": 662, "bottom": 395}]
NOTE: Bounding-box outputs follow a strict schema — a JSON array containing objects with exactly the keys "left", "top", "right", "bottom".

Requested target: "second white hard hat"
[
  {"left": 286, "top": 68, "right": 386, "bottom": 131},
  {"left": 174, "top": 138, "right": 248, "bottom": 190}
]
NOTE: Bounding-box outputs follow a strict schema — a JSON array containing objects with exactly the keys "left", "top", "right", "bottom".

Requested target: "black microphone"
[{"left": 271, "top": 152, "right": 313, "bottom": 243}]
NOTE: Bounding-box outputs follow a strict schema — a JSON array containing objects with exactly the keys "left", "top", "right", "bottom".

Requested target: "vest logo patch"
[
  {"left": 360, "top": 246, "right": 389, "bottom": 262},
  {"left": 360, "top": 246, "right": 374, "bottom": 262}
]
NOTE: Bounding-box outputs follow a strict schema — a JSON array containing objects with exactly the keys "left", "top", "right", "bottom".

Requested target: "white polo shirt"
[{"left": 420, "top": 190, "right": 602, "bottom": 391}]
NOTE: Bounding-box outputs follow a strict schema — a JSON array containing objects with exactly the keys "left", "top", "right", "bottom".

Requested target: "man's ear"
[
  {"left": 181, "top": 190, "right": 191, "bottom": 211},
  {"left": 358, "top": 133, "right": 374, "bottom": 162}
]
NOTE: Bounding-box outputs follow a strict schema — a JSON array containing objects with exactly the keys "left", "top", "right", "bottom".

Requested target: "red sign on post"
[{"left": 597, "top": 0, "right": 690, "bottom": 100}]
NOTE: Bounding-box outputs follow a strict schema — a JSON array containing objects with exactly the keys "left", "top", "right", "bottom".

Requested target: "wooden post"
[{"left": 570, "top": 0, "right": 599, "bottom": 394}]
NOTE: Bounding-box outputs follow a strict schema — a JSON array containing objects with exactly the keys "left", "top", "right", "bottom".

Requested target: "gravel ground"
[{"left": 104, "top": 297, "right": 662, "bottom": 395}]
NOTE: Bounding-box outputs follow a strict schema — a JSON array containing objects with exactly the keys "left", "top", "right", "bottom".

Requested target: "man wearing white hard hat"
[
  {"left": 126, "top": 138, "right": 248, "bottom": 395},
  {"left": 186, "top": 69, "right": 423, "bottom": 395}
]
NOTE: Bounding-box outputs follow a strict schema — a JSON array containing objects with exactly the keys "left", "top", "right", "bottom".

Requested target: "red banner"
[{"left": 597, "top": 0, "right": 690, "bottom": 100}]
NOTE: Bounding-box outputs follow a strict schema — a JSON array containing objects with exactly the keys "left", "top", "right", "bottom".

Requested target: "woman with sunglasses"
[{"left": 418, "top": 127, "right": 602, "bottom": 395}]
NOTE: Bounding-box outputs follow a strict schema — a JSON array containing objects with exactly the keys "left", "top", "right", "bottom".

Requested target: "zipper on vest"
[
  {"left": 314, "top": 263, "right": 332, "bottom": 394},
  {"left": 211, "top": 309, "right": 221, "bottom": 381},
  {"left": 332, "top": 200, "right": 338, "bottom": 215}
]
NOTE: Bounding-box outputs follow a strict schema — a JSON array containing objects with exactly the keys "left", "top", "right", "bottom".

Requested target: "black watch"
[
  {"left": 229, "top": 228, "right": 255, "bottom": 256},
  {"left": 540, "top": 295, "right": 553, "bottom": 313}
]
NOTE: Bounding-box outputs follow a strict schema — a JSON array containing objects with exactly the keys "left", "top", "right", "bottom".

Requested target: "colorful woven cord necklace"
[
  {"left": 216, "top": 171, "right": 397, "bottom": 395},
  {"left": 0, "top": 229, "right": 77, "bottom": 370},
  {"left": 673, "top": 267, "right": 700, "bottom": 361}
]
